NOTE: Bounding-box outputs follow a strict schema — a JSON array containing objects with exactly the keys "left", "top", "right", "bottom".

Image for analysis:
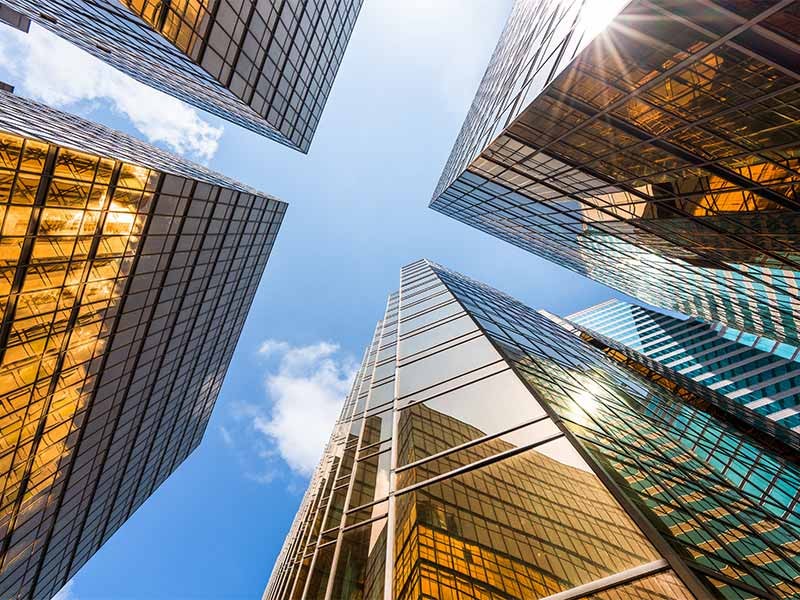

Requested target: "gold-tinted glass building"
[
  {"left": 431, "top": 0, "right": 800, "bottom": 346},
  {"left": 0, "top": 0, "right": 363, "bottom": 150},
  {"left": 0, "top": 91, "right": 285, "bottom": 600},
  {"left": 263, "top": 260, "right": 800, "bottom": 600}
]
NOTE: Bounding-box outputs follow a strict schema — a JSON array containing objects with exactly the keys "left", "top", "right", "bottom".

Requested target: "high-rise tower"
[
  {"left": 0, "top": 91, "right": 285, "bottom": 600},
  {"left": 264, "top": 260, "right": 800, "bottom": 600},
  {"left": 0, "top": 0, "right": 363, "bottom": 150},
  {"left": 430, "top": 0, "right": 800, "bottom": 346},
  {"left": 568, "top": 299, "right": 800, "bottom": 431}
]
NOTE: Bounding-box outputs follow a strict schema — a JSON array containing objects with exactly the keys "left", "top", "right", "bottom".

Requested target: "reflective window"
[
  {"left": 0, "top": 95, "right": 285, "bottom": 600},
  {"left": 329, "top": 518, "right": 387, "bottom": 600},
  {"left": 397, "top": 368, "right": 547, "bottom": 466},
  {"left": 578, "top": 571, "right": 695, "bottom": 599},
  {"left": 398, "top": 313, "right": 479, "bottom": 360},
  {"left": 394, "top": 442, "right": 658, "bottom": 600},
  {"left": 397, "top": 335, "right": 501, "bottom": 398},
  {"left": 348, "top": 450, "right": 391, "bottom": 511},
  {"left": 397, "top": 417, "right": 561, "bottom": 488}
]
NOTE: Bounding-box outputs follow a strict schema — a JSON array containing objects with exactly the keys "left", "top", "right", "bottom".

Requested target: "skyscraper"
[
  {"left": 0, "top": 91, "right": 285, "bottom": 600},
  {"left": 264, "top": 260, "right": 800, "bottom": 600},
  {"left": 0, "top": 0, "right": 363, "bottom": 150},
  {"left": 430, "top": 0, "right": 800, "bottom": 346},
  {"left": 568, "top": 299, "right": 800, "bottom": 431}
]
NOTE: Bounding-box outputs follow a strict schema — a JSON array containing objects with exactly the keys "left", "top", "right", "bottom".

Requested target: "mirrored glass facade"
[
  {"left": 431, "top": 0, "right": 800, "bottom": 346},
  {"left": 264, "top": 260, "right": 800, "bottom": 600},
  {"left": 569, "top": 300, "right": 800, "bottom": 431},
  {"left": 0, "top": 91, "right": 286, "bottom": 600},
  {"left": 1, "top": 0, "right": 363, "bottom": 151}
]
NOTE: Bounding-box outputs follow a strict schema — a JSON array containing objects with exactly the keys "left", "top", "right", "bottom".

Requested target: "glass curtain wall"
[
  {"left": 568, "top": 300, "right": 800, "bottom": 430},
  {"left": 2, "top": 0, "right": 364, "bottom": 150},
  {"left": 0, "top": 92, "right": 286, "bottom": 600},
  {"left": 431, "top": 0, "right": 800, "bottom": 347},
  {"left": 265, "top": 260, "right": 800, "bottom": 600}
]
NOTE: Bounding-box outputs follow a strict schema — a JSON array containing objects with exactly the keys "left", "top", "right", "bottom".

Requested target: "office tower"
[
  {"left": 0, "top": 0, "right": 363, "bottom": 150},
  {"left": 430, "top": 0, "right": 800, "bottom": 346},
  {"left": 264, "top": 259, "right": 800, "bottom": 600},
  {"left": 0, "top": 91, "right": 285, "bottom": 600},
  {"left": 568, "top": 299, "right": 800, "bottom": 431}
]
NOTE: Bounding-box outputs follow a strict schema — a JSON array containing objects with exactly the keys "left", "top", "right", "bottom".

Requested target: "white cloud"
[
  {"left": 251, "top": 340, "right": 357, "bottom": 476},
  {"left": 52, "top": 580, "right": 76, "bottom": 600},
  {"left": 257, "top": 339, "right": 290, "bottom": 356},
  {"left": 0, "top": 24, "right": 222, "bottom": 161},
  {"left": 219, "top": 426, "right": 234, "bottom": 447}
]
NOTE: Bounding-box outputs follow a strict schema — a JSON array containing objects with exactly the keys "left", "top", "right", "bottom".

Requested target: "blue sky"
[{"left": 0, "top": 2, "right": 636, "bottom": 598}]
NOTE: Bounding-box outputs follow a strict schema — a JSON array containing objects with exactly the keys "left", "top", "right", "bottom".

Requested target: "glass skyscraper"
[
  {"left": 430, "top": 0, "right": 800, "bottom": 346},
  {"left": 568, "top": 299, "right": 800, "bottom": 431},
  {"left": 0, "top": 0, "right": 363, "bottom": 150},
  {"left": 264, "top": 259, "right": 800, "bottom": 600},
  {"left": 0, "top": 90, "right": 285, "bottom": 600}
]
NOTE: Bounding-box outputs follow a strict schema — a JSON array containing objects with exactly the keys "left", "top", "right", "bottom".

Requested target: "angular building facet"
[
  {"left": 0, "top": 0, "right": 363, "bottom": 150},
  {"left": 0, "top": 91, "right": 285, "bottom": 600},
  {"left": 264, "top": 260, "right": 800, "bottom": 600},
  {"left": 568, "top": 299, "right": 800, "bottom": 431},
  {"left": 430, "top": 0, "right": 800, "bottom": 346}
]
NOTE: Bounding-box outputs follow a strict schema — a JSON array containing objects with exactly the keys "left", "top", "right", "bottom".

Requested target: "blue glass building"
[{"left": 569, "top": 300, "right": 800, "bottom": 432}]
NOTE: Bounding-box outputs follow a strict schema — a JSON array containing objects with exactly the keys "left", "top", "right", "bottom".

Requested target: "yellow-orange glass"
[
  {"left": 0, "top": 135, "right": 152, "bottom": 572},
  {"left": 120, "top": 0, "right": 212, "bottom": 57}
]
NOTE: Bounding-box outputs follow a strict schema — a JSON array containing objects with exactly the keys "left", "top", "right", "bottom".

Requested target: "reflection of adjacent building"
[
  {"left": 0, "top": 0, "right": 363, "bottom": 150},
  {"left": 265, "top": 260, "right": 800, "bottom": 600},
  {"left": 394, "top": 403, "right": 660, "bottom": 600},
  {"left": 431, "top": 0, "right": 800, "bottom": 346},
  {"left": 0, "top": 92, "right": 285, "bottom": 600},
  {"left": 434, "top": 263, "right": 800, "bottom": 599}
]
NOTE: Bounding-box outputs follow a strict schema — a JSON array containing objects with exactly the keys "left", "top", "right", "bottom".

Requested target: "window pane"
[{"left": 394, "top": 440, "right": 658, "bottom": 600}]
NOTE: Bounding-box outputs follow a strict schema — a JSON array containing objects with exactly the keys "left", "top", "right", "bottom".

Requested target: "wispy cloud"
[
  {"left": 225, "top": 340, "right": 356, "bottom": 482},
  {"left": 0, "top": 24, "right": 223, "bottom": 161},
  {"left": 52, "top": 580, "right": 76, "bottom": 600},
  {"left": 219, "top": 426, "right": 234, "bottom": 448}
]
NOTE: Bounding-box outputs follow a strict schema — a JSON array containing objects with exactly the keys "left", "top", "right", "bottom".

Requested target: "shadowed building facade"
[
  {"left": 430, "top": 0, "right": 800, "bottom": 346},
  {"left": 0, "top": 91, "right": 285, "bottom": 600},
  {"left": 568, "top": 299, "right": 800, "bottom": 431},
  {"left": 0, "top": 0, "right": 363, "bottom": 150},
  {"left": 263, "top": 260, "right": 800, "bottom": 600}
]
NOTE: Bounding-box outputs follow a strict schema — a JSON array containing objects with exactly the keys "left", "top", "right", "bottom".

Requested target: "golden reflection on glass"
[
  {"left": 393, "top": 405, "right": 658, "bottom": 600},
  {"left": 582, "top": 570, "right": 696, "bottom": 599},
  {"left": 455, "top": 5, "right": 799, "bottom": 320},
  {"left": 330, "top": 518, "right": 387, "bottom": 600},
  {"left": 396, "top": 402, "right": 561, "bottom": 490},
  {"left": 302, "top": 543, "right": 335, "bottom": 600},
  {"left": 121, "top": 0, "right": 212, "bottom": 57},
  {"left": 519, "top": 33, "right": 800, "bottom": 268},
  {"left": 397, "top": 368, "right": 546, "bottom": 468},
  {"left": 0, "top": 134, "right": 153, "bottom": 571}
]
